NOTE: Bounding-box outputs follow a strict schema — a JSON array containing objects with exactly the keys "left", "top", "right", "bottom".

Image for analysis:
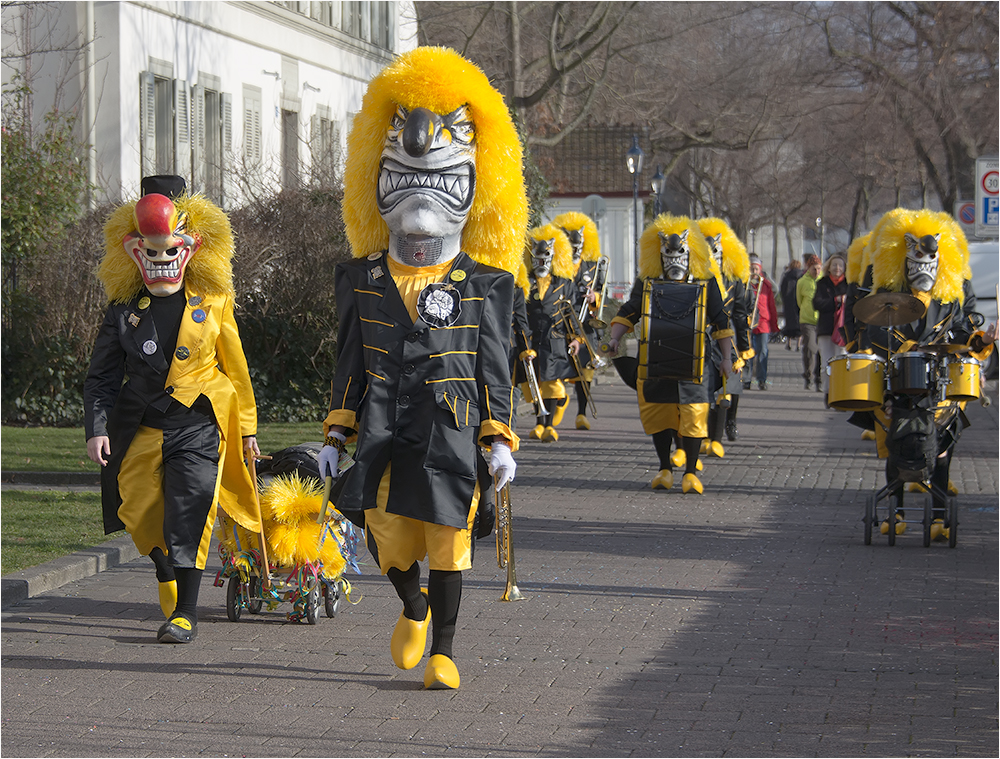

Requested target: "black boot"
[{"left": 725, "top": 396, "right": 739, "bottom": 441}]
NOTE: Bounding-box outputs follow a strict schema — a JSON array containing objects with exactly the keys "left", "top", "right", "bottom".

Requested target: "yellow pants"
[
  {"left": 364, "top": 463, "right": 479, "bottom": 574},
  {"left": 118, "top": 424, "right": 225, "bottom": 570},
  {"left": 637, "top": 398, "right": 709, "bottom": 438}
]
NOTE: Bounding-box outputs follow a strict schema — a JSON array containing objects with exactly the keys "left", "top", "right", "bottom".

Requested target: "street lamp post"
[
  {"left": 626, "top": 134, "right": 645, "bottom": 279},
  {"left": 816, "top": 216, "right": 824, "bottom": 259},
  {"left": 650, "top": 164, "right": 665, "bottom": 217}
]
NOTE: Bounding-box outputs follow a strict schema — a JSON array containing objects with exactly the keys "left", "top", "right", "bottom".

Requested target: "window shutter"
[
  {"left": 139, "top": 71, "right": 156, "bottom": 177},
  {"left": 173, "top": 79, "right": 191, "bottom": 177},
  {"left": 220, "top": 92, "right": 232, "bottom": 205},
  {"left": 191, "top": 84, "right": 205, "bottom": 192}
]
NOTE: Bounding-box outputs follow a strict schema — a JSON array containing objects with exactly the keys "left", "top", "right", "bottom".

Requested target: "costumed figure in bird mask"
[{"left": 318, "top": 47, "right": 527, "bottom": 689}]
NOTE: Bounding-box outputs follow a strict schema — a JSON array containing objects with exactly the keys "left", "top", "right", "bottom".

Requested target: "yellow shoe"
[
  {"left": 541, "top": 426, "right": 559, "bottom": 443},
  {"left": 651, "top": 470, "right": 674, "bottom": 490},
  {"left": 530, "top": 424, "right": 545, "bottom": 440},
  {"left": 930, "top": 519, "right": 950, "bottom": 541},
  {"left": 699, "top": 440, "right": 709, "bottom": 455},
  {"left": 907, "top": 482, "right": 929, "bottom": 493},
  {"left": 861, "top": 429, "right": 876, "bottom": 441},
  {"left": 576, "top": 414, "right": 591, "bottom": 430},
  {"left": 947, "top": 480, "right": 959, "bottom": 496},
  {"left": 880, "top": 514, "right": 907, "bottom": 534},
  {"left": 708, "top": 441, "right": 725, "bottom": 458},
  {"left": 551, "top": 401, "right": 567, "bottom": 428},
  {"left": 671, "top": 449, "right": 686, "bottom": 469},
  {"left": 390, "top": 591, "right": 430, "bottom": 670},
  {"left": 681, "top": 473, "right": 704, "bottom": 494},
  {"left": 423, "top": 654, "right": 460, "bottom": 690},
  {"left": 696, "top": 458, "right": 703, "bottom": 472},
  {"left": 158, "top": 580, "right": 177, "bottom": 619}
]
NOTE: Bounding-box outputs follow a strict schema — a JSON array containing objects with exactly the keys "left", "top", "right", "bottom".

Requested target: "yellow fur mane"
[
  {"left": 871, "top": 208, "right": 968, "bottom": 304},
  {"left": 551, "top": 211, "right": 601, "bottom": 262},
  {"left": 527, "top": 224, "right": 575, "bottom": 280},
  {"left": 845, "top": 232, "right": 870, "bottom": 285},
  {"left": 697, "top": 217, "right": 749, "bottom": 284},
  {"left": 99, "top": 194, "right": 235, "bottom": 304},
  {"left": 342, "top": 46, "right": 528, "bottom": 276},
  {"left": 639, "top": 214, "right": 723, "bottom": 292}
]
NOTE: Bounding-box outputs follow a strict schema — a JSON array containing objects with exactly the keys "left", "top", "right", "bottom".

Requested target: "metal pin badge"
[
  {"left": 138, "top": 296, "right": 151, "bottom": 310},
  {"left": 192, "top": 309, "right": 207, "bottom": 323},
  {"left": 175, "top": 346, "right": 190, "bottom": 360},
  {"left": 128, "top": 313, "right": 141, "bottom": 327},
  {"left": 142, "top": 340, "right": 157, "bottom": 355},
  {"left": 188, "top": 296, "right": 202, "bottom": 306}
]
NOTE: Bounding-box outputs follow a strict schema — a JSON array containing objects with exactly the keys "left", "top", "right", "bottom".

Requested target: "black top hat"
[{"left": 141, "top": 175, "right": 187, "bottom": 199}]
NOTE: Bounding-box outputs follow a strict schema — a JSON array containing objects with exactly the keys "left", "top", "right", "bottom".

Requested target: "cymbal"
[
  {"left": 852, "top": 292, "right": 926, "bottom": 327},
  {"left": 915, "top": 343, "right": 971, "bottom": 355}
]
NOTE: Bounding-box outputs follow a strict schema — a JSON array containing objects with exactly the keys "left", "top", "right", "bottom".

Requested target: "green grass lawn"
[
  {"left": 1, "top": 423, "right": 328, "bottom": 573},
  {"left": 2, "top": 423, "right": 325, "bottom": 472},
  {"left": 1, "top": 490, "right": 122, "bottom": 575}
]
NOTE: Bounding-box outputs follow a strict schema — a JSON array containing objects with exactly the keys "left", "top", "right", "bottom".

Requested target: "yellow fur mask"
[
  {"left": 551, "top": 211, "right": 601, "bottom": 262},
  {"left": 845, "top": 232, "right": 871, "bottom": 285},
  {"left": 527, "top": 224, "right": 575, "bottom": 280},
  {"left": 342, "top": 46, "right": 528, "bottom": 275},
  {"left": 871, "top": 208, "right": 968, "bottom": 304},
  {"left": 639, "top": 214, "right": 722, "bottom": 293},
  {"left": 697, "top": 217, "right": 749, "bottom": 284},
  {"left": 99, "top": 194, "right": 235, "bottom": 304}
]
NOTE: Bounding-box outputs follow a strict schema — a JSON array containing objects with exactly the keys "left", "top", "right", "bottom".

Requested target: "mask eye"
[{"left": 389, "top": 106, "right": 407, "bottom": 131}]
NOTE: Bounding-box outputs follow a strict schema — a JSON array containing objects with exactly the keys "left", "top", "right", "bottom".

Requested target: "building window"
[
  {"left": 311, "top": 107, "right": 340, "bottom": 187},
  {"left": 139, "top": 63, "right": 191, "bottom": 179},
  {"left": 192, "top": 78, "right": 232, "bottom": 205}
]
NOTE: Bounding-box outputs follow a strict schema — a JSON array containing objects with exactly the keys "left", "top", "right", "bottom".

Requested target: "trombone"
[
  {"left": 494, "top": 473, "right": 525, "bottom": 601},
  {"left": 579, "top": 255, "right": 611, "bottom": 324},
  {"left": 522, "top": 352, "right": 549, "bottom": 418},
  {"left": 554, "top": 300, "right": 603, "bottom": 417},
  {"left": 748, "top": 272, "right": 763, "bottom": 331}
]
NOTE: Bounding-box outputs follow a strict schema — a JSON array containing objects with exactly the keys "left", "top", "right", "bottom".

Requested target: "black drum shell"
[{"left": 890, "top": 352, "right": 936, "bottom": 395}]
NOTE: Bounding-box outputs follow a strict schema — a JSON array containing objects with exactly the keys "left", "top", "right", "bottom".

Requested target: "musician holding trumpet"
[
  {"left": 606, "top": 214, "right": 734, "bottom": 494},
  {"left": 554, "top": 211, "right": 607, "bottom": 430},
  {"left": 522, "top": 225, "right": 583, "bottom": 442},
  {"left": 318, "top": 48, "right": 525, "bottom": 690}
]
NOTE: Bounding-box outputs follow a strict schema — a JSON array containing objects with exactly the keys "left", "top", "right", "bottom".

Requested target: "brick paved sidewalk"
[{"left": 2, "top": 347, "right": 997, "bottom": 757}]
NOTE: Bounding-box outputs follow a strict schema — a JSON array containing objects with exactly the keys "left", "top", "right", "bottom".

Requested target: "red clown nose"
[{"left": 134, "top": 193, "right": 179, "bottom": 238}]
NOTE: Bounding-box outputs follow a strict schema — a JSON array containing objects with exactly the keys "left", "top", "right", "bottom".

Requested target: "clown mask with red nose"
[{"left": 123, "top": 194, "right": 200, "bottom": 296}]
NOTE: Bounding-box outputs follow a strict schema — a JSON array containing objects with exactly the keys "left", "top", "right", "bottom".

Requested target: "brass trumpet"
[
  {"left": 494, "top": 473, "right": 525, "bottom": 602},
  {"left": 748, "top": 272, "right": 763, "bottom": 331},
  {"left": 554, "top": 300, "right": 603, "bottom": 417}
]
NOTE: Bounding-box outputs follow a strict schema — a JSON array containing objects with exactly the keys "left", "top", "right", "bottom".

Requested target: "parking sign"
[{"left": 975, "top": 156, "right": 999, "bottom": 238}]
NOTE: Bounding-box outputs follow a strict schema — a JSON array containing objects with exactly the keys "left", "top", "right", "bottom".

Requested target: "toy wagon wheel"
[
  {"left": 306, "top": 584, "right": 321, "bottom": 625},
  {"left": 922, "top": 493, "right": 933, "bottom": 548},
  {"left": 248, "top": 576, "right": 263, "bottom": 614},
  {"left": 863, "top": 495, "right": 874, "bottom": 546},
  {"left": 226, "top": 576, "right": 243, "bottom": 622},
  {"left": 948, "top": 497, "right": 958, "bottom": 548},
  {"left": 324, "top": 582, "right": 341, "bottom": 618}
]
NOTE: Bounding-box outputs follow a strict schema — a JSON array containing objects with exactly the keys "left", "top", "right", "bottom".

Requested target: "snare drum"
[
  {"left": 890, "top": 351, "right": 935, "bottom": 395},
  {"left": 827, "top": 353, "right": 886, "bottom": 411},
  {"left": 945, "top": 356, "right": 981, "bottom": 401},
  {"left": 638, "top": 280, "right": 708, "bottom": 383}
]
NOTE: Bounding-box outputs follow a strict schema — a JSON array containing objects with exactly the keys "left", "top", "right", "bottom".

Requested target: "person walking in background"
[
  {"left": 813, "top": 253, "right": 849, "bottom": 398},
  {"left": 746, "top": 255, "right": 778, "bottom": 390},
  {"left": 779, "top": 259, "right": 803, "bottom": 350},
  {"left": 796, "top": 254, "right": 823, "bottom": 390}
]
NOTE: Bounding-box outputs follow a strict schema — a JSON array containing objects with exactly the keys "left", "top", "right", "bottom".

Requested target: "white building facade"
[{"left": 3, "top": 1, "right": 417, "bottom": 206}]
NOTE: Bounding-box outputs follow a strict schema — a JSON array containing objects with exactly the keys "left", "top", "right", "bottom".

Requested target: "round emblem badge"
[
  {"left": 367, "top": 252, "right": 381, "bottom": 261},
  {"left": 188, "top": 296, "right": 202, "bottom": 306},
  {"left": 192, "top": 308, "right": 207, "bottom": 323},
  {"left": 175, "top": 346, "right": 190, "bottom": 360},
  {"left": 137, "top": 296, "right": 151, "bottom": 310},
  {"left": 416, "top": 283, "right": 462, "bottom": 328},
  {"left": 449, "top": 269, "right": 467, "bottom": 282},
  {"left": 142, "top": 340, "right": 157, "bottom": 355}
]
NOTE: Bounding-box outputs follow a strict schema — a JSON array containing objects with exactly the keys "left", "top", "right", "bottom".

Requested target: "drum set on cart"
[{"left": 827, "top": 293, "right": 985, "bottom": 548}]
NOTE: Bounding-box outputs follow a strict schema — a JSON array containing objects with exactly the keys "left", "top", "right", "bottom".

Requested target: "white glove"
[
  {"left": 318, "top": 431, "right": 347, "bottom": 479},
  {"left": 489, "top": 441, "right": 516, "bottom": 492}
]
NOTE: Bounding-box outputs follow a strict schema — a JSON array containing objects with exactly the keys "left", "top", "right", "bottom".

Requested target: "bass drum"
[
  {"left": 890, "top": 351, "right": 936, "bottom": 395},
  {"left": 945, "top": 356, "right": 981, "bottom": 401},
  {"left": 637, "top": 280, "right": 707, "bottom": 383},
  {"left": 827, "top": 353, "right": 885, "bottom": 411}
]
